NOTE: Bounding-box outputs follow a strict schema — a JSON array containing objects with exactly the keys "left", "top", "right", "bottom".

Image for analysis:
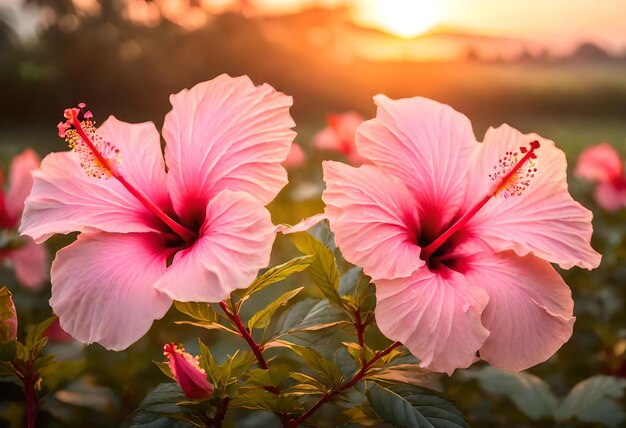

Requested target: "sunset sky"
[
  {"left": 256, "top": 0, "right": 626, "bottom": 52},
  {"left": 3, "top": 0, "right": 626, "bottom": 54}
]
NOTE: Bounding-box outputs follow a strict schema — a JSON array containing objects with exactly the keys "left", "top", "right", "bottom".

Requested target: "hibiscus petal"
[
  {"left": 98, "top": 116, "right": 171, "bottom": 209},
  {"left": 9, "top": 238, "right": 48, "bottom": 290},
  {"left": 322, "top": 161, "right": 423, "bottom": 280},
  {"left": 357, "top": 95, "right": 476, "bottom": 230},
  {"left": 575, "top": 143, "right": 623, "bottom": 183},
  {"left": 375, "top": 268, "right": 489, "bottom": 375},
  {"left": 155, "top": 190, "right": 275, "bottom": 302},
  {"left": 163, "top": 74, "right": 296, "bottom": 224},
  {"left": 5, "top": 149, "right": 40, "bottom": 220},
  {"left": 464, "top": 125, "right": 601, "bottom": 270},
  {"left": 276, "top": 213, "right": 327, "bottom": 234},
  {"left": 50, "top": 232, "right": 172, "bottom": 351},
  {"left": 463, "top": 250, "right": 575, "bottom": 372},
  {"left": 20, "top": 153, "right": 161, "bottom": 242}
]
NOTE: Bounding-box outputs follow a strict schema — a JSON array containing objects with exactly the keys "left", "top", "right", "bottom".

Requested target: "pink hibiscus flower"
[
  {"left": 20, "top": 74, "right": 295, "bottom": 351},
  {"left": 322, "top": 95, "right": 601, "bottom": 374},
  {"left": 575, "top": 143, "right": 626, "bottom": 212},
  {"left": 313, "top": 112, "right": 367, "bottom": 165},
  {"left": 1, "top": 149, "right": 48, "bottom": 290}
]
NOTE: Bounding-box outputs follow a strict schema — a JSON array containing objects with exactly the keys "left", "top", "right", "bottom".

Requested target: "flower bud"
[{"left": 163, "top": 343, "right": 213, "bottom": 400}]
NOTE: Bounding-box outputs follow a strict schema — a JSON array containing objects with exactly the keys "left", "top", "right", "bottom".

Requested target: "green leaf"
[
  {"left": 367, "top": 383, "right": 469, "bottom": 428},
  {"left": 464, "top": 366, "right": 558, "bottom": 421},
  {"left": 174, "top": 302, "right": 218, "bottom": 323},
  {"left": 19, "top": 317, "right": 56, "bottom": 362},
  {"left": 343, "top": 404, "right": 383, "bottom": 427},
  {"left": 274, "top": 298, "right": 350, "bottom": 336},
  {"left": 288, "top": 372, "right": 327, "bottom": 394},
  {"left": 174, "top": 321, "right": 239, "bottom": 336},
  {"left": 366, "top": 364, "right": 441, "bottom": 391},
  {"left": 238, "top": 256, "right": 315, "bottom": 305},
  {"left": 246, "top": 367, "right": 290, "bottom": 388},
  {"left": 280, "top": 342, "right": 344, "bottom": 388},
  {"left": 0, "top": 287, "right": 17, "bottom": 344},
  {"left": 132, "top": 383, "right": 196, "bottom": 427},
  {"left": 338, "top": 267, "right": 375, "bottom": 312},
  {"left": 154, "top": 361, "right": 175, "bottom": 381},
  {"left": 0, "top": 360, "right": 17, "bottom": 377},
  {"left": 25, "top": 317, "right": 55, "bottom": 348},
  {"left": 248, "top": 287, "right": 304, "bottom": 329},
  {"left": 227, "top": 351, "right": 256, "bottom": 380},
  {"left": 291, "top": 232, "right": 342, "bottom": 306},
  {"left": 339, "top": 266, "right": 363, "bottom": 297},
  {"left": 230, "top": 388, "right": 304, "bottom": 414},
  {"left": 555, "top": 375, "right": 626, "bottom": 427},
  {"left": 197, "top": 340, "right": 222, "bottom": 392},
  {"left": 342, "top": 342, "right": 374, "bottom": 368}
]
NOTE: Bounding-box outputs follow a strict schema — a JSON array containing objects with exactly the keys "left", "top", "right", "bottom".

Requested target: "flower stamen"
[
  {"left": 421, "top": 141, "right": 541, "bottom": 261},
  {"left": 58, "top": 105, "right": 198, "bottom": 243}
]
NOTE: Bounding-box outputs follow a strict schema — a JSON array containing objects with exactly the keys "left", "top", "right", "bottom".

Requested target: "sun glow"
[{"left": 358, "top": 0, "right": 440, "bottom": 38}]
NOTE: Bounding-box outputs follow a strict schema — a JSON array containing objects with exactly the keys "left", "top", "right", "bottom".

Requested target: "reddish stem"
[
  {"left": 218, "top": 302, "right": 280, "bottom": 395},
  {"left": 354, "top": 311, "right": 366, "bottom": 366},
  {"left": 21, "top": 361, "right": 38, "bottom": 428},
  {"left": 288, "top": 341, "right": 402, "bottom": 427}
]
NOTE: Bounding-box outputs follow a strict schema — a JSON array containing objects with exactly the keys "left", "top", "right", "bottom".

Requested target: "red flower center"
[{"left": 420, "top": 140, "right": 541, "bottom": 264}]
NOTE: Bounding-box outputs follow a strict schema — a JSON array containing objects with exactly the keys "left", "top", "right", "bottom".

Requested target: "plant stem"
[
  {"left": 219, "top": 301, "right": 290, "bottom": 426},
  {"left": 219, "top": 301, "right": 280, "bottom": 395},
  {"left": 23, "top": 361, "right": 38, "bottom": 428},
  {"left": 213, "top": 397, "right": 229, "bottom": 428},
  {"left": 353, "top": 310, "right": 366, "bottom": 366},
  {"left": 287, "top": 341, "right": 402, "bottom": 427}
]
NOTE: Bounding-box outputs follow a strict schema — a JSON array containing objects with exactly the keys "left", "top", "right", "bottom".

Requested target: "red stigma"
[{"left": 163, "top": 342, "right": 177, "bottom": 357}]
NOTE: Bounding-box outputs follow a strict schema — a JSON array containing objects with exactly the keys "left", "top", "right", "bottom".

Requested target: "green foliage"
[
  {"left": 467, "top": 367, "right": 626, "bottom": 427},
  {"left": 174, "top": 302, "right": 219, "bottom": 323},
  {"left": 132, "top": 383, "right": 197, "bottom": 428},
  {"left": 291, "top": 232, "right": 343, "bottom": 307},
  {"left": 273, "top": 298, "right": 351, "bottom": 339},
  {"left": 366, "top": 382, "right": 469, "bottom": 428},
  {"left": 230, "top": 388, "right": 304, "bottom": 415},
  {"left": 248, "top": 287, "right": 304, "bottom": 329},
  {"left": 197, "top": 340, "right": 255, "bottom": 398},
  {"left": 555, "top": 375, "right": 626, "bottom": 427},
  {"left": 237, "top": 255, "right": 315, "bottom": 307},
  {"left": 274, "top": 340, "right": 345, "bottom": 389},
  {"left": 464, "top": 366, "right": 558, "bottom": 420}
]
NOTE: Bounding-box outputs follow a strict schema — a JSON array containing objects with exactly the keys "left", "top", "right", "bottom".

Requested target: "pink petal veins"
[
  {"left": 322, "top": 161, "right": 423, "bottom": 280},
  {"left": 50, "top": 232, "right": 172, "bottom": 351},
  {"left": 464, "top": 125, "right": 601, "bottom": 270},
  {"left": 163, "top": 74, "right": 295, "bottom": 225},
  {"left": 375, "top": 267, "right": 489, "bottom": 375},
  {"left": 463, "top": 250, "right": 575, "bottom": 372}
]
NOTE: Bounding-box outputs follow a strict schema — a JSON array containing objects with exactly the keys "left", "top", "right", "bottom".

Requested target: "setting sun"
[{"left": 356, "top": 0, "right": 440, "bottom": 38}]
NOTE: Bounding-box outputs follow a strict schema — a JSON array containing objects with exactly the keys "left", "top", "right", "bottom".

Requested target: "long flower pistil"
[
  {"left": 57, "top": 105, "right": 197, "bottom": 243},
  {"left": 421, "top": 140, "right": 541, "bottom": 261}
]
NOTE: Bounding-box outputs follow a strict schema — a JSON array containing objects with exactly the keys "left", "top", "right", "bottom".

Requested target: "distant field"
[{"left": 1, "top": 62, "right": 624, "bottom": 162}]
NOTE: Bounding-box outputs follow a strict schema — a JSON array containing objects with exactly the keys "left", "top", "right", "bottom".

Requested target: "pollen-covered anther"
[
  {"left": 489, "top": 141, "right": 540, "bottom": 198},
  {"left": 59, "top": 105, "right": 121, "bottom": 179}
]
